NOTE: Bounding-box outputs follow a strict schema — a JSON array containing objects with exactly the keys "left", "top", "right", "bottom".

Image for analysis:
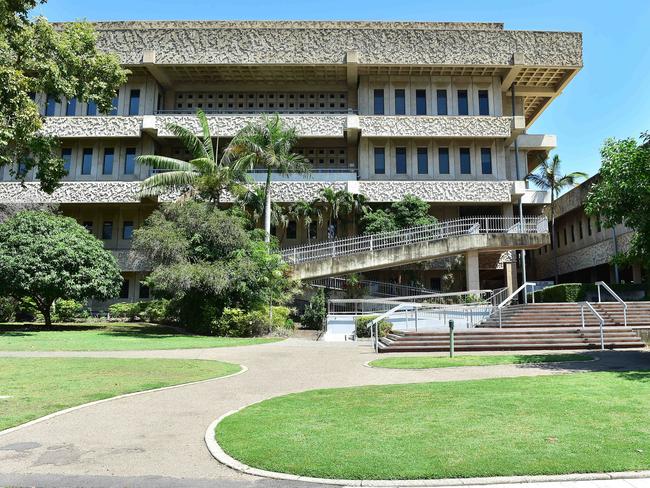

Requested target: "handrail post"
[
  {"left": 499, "top": 307, "right": 502, "bottom": 328},
  {"left": 600, "top": 318, "right": 605, "bottom": 350},
  {"left": 581, "top": 303, "right": 585, "bottom": 328},
  {"left": 597, "top": 284, "right": 602, "bottom": 303}
]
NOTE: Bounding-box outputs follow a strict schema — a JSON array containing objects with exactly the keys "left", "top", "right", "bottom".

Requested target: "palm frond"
[
  {"left": 136, "top": 155, "right": 196, "bottom": 173},
  {"left": 165, "top": 123, "right": 208, "bottom": 160},
  {"left": 139, "top": 171, "right": 198, "bottom": 197},
  {"left": 196, "top": 110, "right": 215, "bottom": 160}
]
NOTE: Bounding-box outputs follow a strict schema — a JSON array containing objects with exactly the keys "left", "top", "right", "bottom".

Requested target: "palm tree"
[
  {"left": 318, "top": 187, "right": 353, "bottom": 239},
  {"left": 527, "top": 154, "right": 587, "bottom": 283},
  {"left": 237, "top": 186, "right": 266, "bottom": 227},
  {"left": 224, "top": 114, "right": 310, "bottom": 243},
  {"left": 347, "top": 193, "right": 370, "bottom": 236},
  {"left": 136, "top": 110, "right": 249, "bottom": 206},
  {"left": 289, "top": 199, "right": 323, "bottom": 241}
]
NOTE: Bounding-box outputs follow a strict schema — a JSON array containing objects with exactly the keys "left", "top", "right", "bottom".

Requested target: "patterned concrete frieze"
[
  {"left": 40, "top": 117, "right": 143, "bottom": 138},
  {"left": 359, "top": 116, "right": 512, "bottom": 138},
  {"left": 0, "top": 182, "right": 144, "bottom": 204},
  {"left": 357, "top": 180, "right": 514, "bottom": 203}
]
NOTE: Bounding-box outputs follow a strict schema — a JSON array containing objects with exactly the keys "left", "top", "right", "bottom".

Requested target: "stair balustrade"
[
  {"left": 580, "top": 301, "right": 605, "bottom": 350},
  {"left": 595, "top": 281, "right": 628, "bottom": 327}
]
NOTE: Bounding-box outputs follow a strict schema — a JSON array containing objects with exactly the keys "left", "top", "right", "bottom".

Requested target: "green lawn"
[
  {"left": 369, "top": 353, "right": 594, "bottom": 369},
  {"left": 0, "top": 322, "right": 283, "bottom": 351},
  {"left": 1, "top": 357, "right": 241, "bottom": 431},
  {"left": 216, "top": 371, "right": 650, "bottom": 480}
]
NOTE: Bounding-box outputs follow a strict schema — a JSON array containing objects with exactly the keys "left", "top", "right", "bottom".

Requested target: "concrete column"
[
  {"left": 633, "top": 264, "right": 643, "bottom": 284},
  {"left": 505, "top": 261, "right": 518, "bottom": 295},
  {"left": 465, "top": 251, "right": 480, "bottom": 291}
]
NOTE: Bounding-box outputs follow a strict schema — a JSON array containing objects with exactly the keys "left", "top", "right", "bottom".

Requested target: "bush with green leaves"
[
  {"left": 355, "top": 315, "right": 392, "bottom": 338},
  {"left": 301, "top": 289, "right": 326, "bottom": 330},
  {"left": 360, "top": 195, "right": 437, "bottom": 235},
  {"left": 108, "top": 302, "right": 143, "bottom": 321},
  {"left": 52, "top": 299, "right": 89, "bottom": 322},
  {"left": 0, "top": 297, "right": 17, "bottom": 322}
]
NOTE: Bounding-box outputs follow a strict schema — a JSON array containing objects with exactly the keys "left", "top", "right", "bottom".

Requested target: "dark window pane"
[
  {"left": 458, "top": 90, "right": 469, "bottom": 115},
  {"left": 124, "top": 148, "right": 136, "bottom": 175},
  {"left": 287, "top": 220, "right": 297, "bottom": 239},
  {"left": 436, "top": 89, "right": 448, "bottom": 115},
  {"left": 478, "top": 90, "right": 490, "bottom": 115},
  {"left": 395, "top": 89, "right": 406, "bottom": 115},
  {"left": 46, "top": 95, "right": 56, "bottom": 116},
  {"left": 61, "top": 148, "right": 72, "bottom": 174},
  {"left": 102, "top": 148, "right": 114, "bottom": 175},
  {"left": 86, "top": 100, "right": 97, "bottom": 116},
  {"left": 82, "top": 221, "right": 93, "bottom": 233},
  {"left": 596, "top": 216, "right": 602, "bottom": 232},
  {"left": 109, "top": 96, "right": 118, "bottom": 116},
  {"left": 122, "top": 221, "right": 134, "bottom": 240},
  {"left": 579, "top": 221, "right": 584, "bottom": 239},
  {"left": 16, "top": 162, "right": 28, "bottom": 177},
  {"left": 66, "top": 98, "right": 77, "bottom": 116},
  {"left": 81, "top": 148, "right": 93, "bottom": 175},
  {"left": 571, "top": 224, "right": 575, "bottom": 242},
  {"left": 139, "top": 282, "right": 150, "bottom": 299},
  {"left": 128, "top": 89, "right": 140, "bottom": 116},
  {"left": 395, "top": 147, "right": 407, "bottom": 174},
  {"left": 587, "top": 217, "right": 592, "bottom": 235},
  {"left": 438, "top": 148, "right": 450, "bottom": 174},
  {"left": 415, "top": 89, "right": 427, "bottom": 115},
  {"left": 460, "top": 148, "right": 471, "bottom": 174},
  {"left": 119, "top": 279, "right": 129, "bottom": 299},
  {"left": 480, "top": 148, "right": 492, "bottom": 174},
  {"left": 374, "top": 147, "right": 385, "bottom": 174},
  {"left": 309, "top": 221, "right": 318, "bottom": 240},
  {"left": 417, "top": 148, "right": 428, "bottom": 174},
  {"left": 102, "top": 221, "right": 113, "bottom": 240},
  {"left": 373, "top": 89, "right": 384, "bottom": 115}
]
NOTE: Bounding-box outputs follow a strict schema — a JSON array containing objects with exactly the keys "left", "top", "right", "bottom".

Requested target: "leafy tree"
[
  {"left": 390, "top": 194, "right": 437, "bottom": 228},
  {"left": 133, "top": 201, "right": 297, "bottom": 333},
  {"left": 289, "top": 199, "right": 322, "bottom": 240},
  {"left": 360, "top": 209, "right": 397, "bottom": 235},
  {"left": 0, "top": 211, "right": 122, "bottom": 325},
  {"left": 301, "top": 288, "right": 326, "bottom": 330},
  {"left": 318, "top": 187, "right": 352, "bottom": 238},
  {"left": 137, "top": 110, "right": 249, "bottom": 205},
  {"left": 224, "top": 115, "right": 310, "bottom": 243},
  {"left": 527, "top": 154, "right": 587, "bottom": 283},
  {"left": 348, "top": 193, "right": 370, "bottom": 235},
  {"left": 1, "top": 2, "right": 128, "bottom": 192},
  {"left": 586, "top": 133, "right": 650, "bottom": 270}
]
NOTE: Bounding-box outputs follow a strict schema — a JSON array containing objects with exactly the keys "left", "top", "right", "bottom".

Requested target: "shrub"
[
  {"left": 52, "top": 299, "right": 89, "bottom": 322},
  {"left": 140, "top": 299, "right": 171, "bottom": 323},
  {"left": 269, "top": 305, "right": 295, "bottom": 332},
  {"left": 108, "top": 302, "right": 144, "bottom": 321},
  {"left": 355, "top": 315, "right": 392, "bottom": 338},
  {"left": 213, "top": 308, "right": 270, "bottom": 337},
  {"left": 301, "top": 289, "right": 326, "bottom": 330},
  {"left": 0, "top": 297, "right": 16, "bottom": 322}
]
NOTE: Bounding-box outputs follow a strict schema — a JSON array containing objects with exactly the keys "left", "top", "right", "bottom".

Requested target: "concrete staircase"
[{"left": 378, "top": 327, "right": 645, "bottom": 353}]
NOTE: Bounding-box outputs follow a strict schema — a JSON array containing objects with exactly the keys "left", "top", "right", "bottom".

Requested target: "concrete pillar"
[
  {"left": 501, "top": 203, "right": 514, "bottom": 218},
  {"left": 505, "top": 261, "right": 518, "bottom": 295},
  {"left": 633, "top": 264, "right": 643, "bottom": 284},
  {"left": 465, "top": 251, "right": 480, "bottom": 291}
]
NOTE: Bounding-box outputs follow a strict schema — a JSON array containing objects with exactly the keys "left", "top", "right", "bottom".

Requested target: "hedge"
[
  {"left": 531, "top": 283, "right": 648, "bottom": 303},
  {"left": 355, "top": 315, "right": 393, "bottom": 338}
]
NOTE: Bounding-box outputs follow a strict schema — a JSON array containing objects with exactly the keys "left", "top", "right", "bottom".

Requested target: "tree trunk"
[
  {"left": 41, "top": 299, "right": 53, "bottom": 327},
  {"left": 264, "top": 168, "right": 272, "bottom": 244},
  {"left": 550, "top": 196, "right": 559, "bottom": 284}
]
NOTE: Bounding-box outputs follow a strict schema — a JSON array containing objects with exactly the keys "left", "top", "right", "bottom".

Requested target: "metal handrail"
[
  {"left": 595, "top": 281, "right": 628, "bottom": 327},
  {"left": 497, "top": 282, "right": 536, "bottom": 328},
  {"left": 282, "top": 216, "right": 548, "bottom": 265},
  {"left": 581, "top": 301, "right": 606, "bottom": 350},
  {"left": 367, "top": 304, "right": 411, "bottom": 352},
  {"left": 310, "top": 277, "right": 437, "bottom": 297}
]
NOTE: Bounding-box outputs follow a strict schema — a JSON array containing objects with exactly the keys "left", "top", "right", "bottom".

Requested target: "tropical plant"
[
  {"left": 527, "top": 154, "right": 587, "bottom": 283},
  {"left": 224, "top": 115, "right": 310, "bottom": 243},
  {"left": 348, "top": 193, "right": 370, "bottom": 235},
  {"left": 318, "top": 187, "right": 353, "bottom": 238},
  {"left": 237, "top": 186, "right": 266, "bottom": 227},
  {"left": 137, "top": 110, "right": 249, "bottom": 205},
  {"left": 289, "top": 199, "right": 322, "bottom": 241}
]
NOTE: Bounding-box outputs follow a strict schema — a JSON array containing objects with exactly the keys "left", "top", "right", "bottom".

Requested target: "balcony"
[{"left": 247, "top": 169, "right": 358, "bottom": 182}]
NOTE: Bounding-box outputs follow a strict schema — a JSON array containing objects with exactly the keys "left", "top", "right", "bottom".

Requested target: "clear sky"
[{"left": 34, "top": 0, "right": 650, "bottom": 178}]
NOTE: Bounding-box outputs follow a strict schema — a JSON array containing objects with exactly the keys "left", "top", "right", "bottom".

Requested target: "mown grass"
[
  {"left": 0, "top": 322, "right": 283, "bottom": 351},
  {"left": 369, "top": 353, "right": 594, "bottom": 369},
  {"left": 216, "top": 371, "right": 650, "bottom": 480},
  {"left": 0, "top": 357, "right": 241, "bottom": 430}
]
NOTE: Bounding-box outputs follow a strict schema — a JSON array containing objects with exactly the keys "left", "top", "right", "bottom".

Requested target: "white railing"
[
  {"left": 496, "top": 282, "right": 537, "bottom": 328},
  {"left": 595, "top": 281, "right": 628, "bottom": 327},
  {"left": 581, "top": 301, "right": 606, "bottom": 350},
  {"left": 282, "top": 216, "right": 548, "bottom": 265},
  {"left": 367, "top": 303, "right": 412, "bottom": 352},
  {"left": 310, "top": 277, "right": 437, "bottom": 297},
  {"left": 384, "top": 289, "right": 493, "bottom": 306}
]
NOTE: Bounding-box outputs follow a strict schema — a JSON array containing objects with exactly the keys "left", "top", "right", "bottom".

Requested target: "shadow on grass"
[
  {"left": 0, "top": 322, "right": 201, "bottom": 339},
  {"left": 99, "top": 324, "right": 198, "bottom": 340},
  {"left": 0, "top": 323, "right": 102, "bottom": 333}
]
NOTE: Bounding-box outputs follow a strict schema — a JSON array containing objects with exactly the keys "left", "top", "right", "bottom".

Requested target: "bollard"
[{"left": 449, "top": 320, "right": 455, "bottom": 358}]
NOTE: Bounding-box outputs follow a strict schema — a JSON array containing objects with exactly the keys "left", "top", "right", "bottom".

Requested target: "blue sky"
[{"left": 35, "top": 0, "right": 650, "bottom": 178}]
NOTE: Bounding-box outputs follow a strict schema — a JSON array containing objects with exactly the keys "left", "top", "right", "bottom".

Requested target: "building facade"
[{"left": 0, "top": 21, "right": 583, "bottom": 301}]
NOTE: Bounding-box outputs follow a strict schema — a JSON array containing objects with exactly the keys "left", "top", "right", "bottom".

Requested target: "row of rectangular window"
[
  {"left": 45, "top": 90, "right": 140, "bottom": 117},
  {"left": 83, "top": 220, "right": 134, "bottom": 240},
  {"left": 61, "top": 148, "right": 137, "bottom": 175},
  {"left": 373, "top": 147, "right": 492, "bottom": 175},
  {"left": 538, "top": 215, "right": 603, "bottom": 254},
  {"left": 373, "top": 89, "right": 489, "bottom": 116},
  {"left": 119, "top": 279, "right": 149, "bottom": 299}
]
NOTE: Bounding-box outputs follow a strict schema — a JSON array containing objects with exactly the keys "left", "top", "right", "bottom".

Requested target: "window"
[
  {"left": 373, "top": 89, "right": 384, "bottom": 115},
  {"left": 459, "top": 148, "right": 471, "bottom": 174},
  {"left": 563, "top": 227, "right": 568, "bottom": 246},
  {"left": 16, "top": 162, "right": 28, "bottom": 177},
  {"left": 457, "top": 90, "right": 469, "bottom": 115},
  {"left": 587, "top": 217, "right": 592, "bottom": 236},
  {"left": 571, "top": 224, "right": 575, "bottom": 243},
  {"left": 86, "top": 100, "right": 97, "bottom": 116},
  {"left": 480, "top": 148, "right": 492, "bottom": 174},
  {"left": 556, "top": 230, "right": 560, "bottom": 248},
  {"left": 124, "top": 148, "right": 136, "bottom": 175},
  {"left": 102, "top": 221, "right": 113, "bottom": 240},
  {"left": 374, "top": 147, "right": 385, "bottom": 174},
  {"left": 61, "top": 148, "right": 72, "bottom": 174},
  {"left": 578, "top": 220, "right": 584, "bottom": 239},
  {"left": 308, "top": 221, "right": 318, "bottom": 240},
  {"left": 438, "top": 147, "right": 450, "bottom": 174},
  {"left": 417, "top": 148, "right": 428, "bottom": 174},
  {"left": 66, "top": 98, "right": 77, "bottom": 116},
  {"left": 82, "top": 221, "right": 93, "bottom": 233},
  {"left": 596, "top": 215, "right": 602, "bottom": 232},
  {"left": 128, "top": 89, "right": 140, "bottom": 116},
  {"left": 478, "top": 90, "right": 490, "bottom": 115},
  {"left": 395, "top": 89, "right": 406, "bottom": 115},
  {"left": 119, "top": 279, "right": 129, "bottom": 299},
  {"left": 286, "top": 220, "right": 297, "bottom": 240},
  {"left": 81, "top": 148, "right": 93, "bottom": 175},
  {"left": 415, "top": 89, "right": 427, "bottom": 115},
  {"left": 395, "top": 147, "right": 407, "bottom": 174},
  {"left": 122, "top": 221, "right": 134, "bottom": 240},
  {"left": 45, "top": 95, "right": 57, "bottom": 116},
  {"left": 102, "top": 148, "right": 114, "bottom": 175},
  {"left": 108, "top": 96, "right": 118, "bottom": 116},
  {"left": 139, "top": 282, "right": 150, "bottom": 299},
  {"left": 436, "top": 89, "right": 448, "bottom": 115}
]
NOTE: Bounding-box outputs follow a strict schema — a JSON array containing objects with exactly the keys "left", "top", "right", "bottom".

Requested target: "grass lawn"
[
  {"left": 216, "top": 371, "right": 650, "bottom": 480},
  {"left": 0, "top": 322, "right": 283, "bottom": 351},
  {"left": 0, "top": 357, "right": 240, "bottom": 431},
  {"left": 369, "top": 353, "right": 594, "bottom": 369}
]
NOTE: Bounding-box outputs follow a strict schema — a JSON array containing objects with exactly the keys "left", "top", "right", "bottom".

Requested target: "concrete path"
[{"left": 0, "top": 339, "right": 648, "bottom": 488}]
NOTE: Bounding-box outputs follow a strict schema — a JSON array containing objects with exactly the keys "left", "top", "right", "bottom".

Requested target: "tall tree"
[
  {"left": 586, "top": 133, "right": 650, "bottom": 271},
  {"left": 318, "top": 187, "right": 352, "bottom": 239},
  {"left": 289, "top": 199, "right": 322, "bottom": 241},
  {"left": 527, "top": 154, "right": 587, "bottom": 283},
  {"left": 137, "top": 110, "right": 249, "bottom": 205},
  {"left": 224, "top": 115, "right": 310, "bottom": 243},
  {"left": 1, "top": 2, "right": 128, "bottom": 192}
]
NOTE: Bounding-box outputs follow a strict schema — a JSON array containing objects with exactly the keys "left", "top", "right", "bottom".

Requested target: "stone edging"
[
  {"left": 0, "top": 363, "right": 248, "bottom": 438},
  {"left": 362, "top": 354, "right": 600, "bottom": 370}
]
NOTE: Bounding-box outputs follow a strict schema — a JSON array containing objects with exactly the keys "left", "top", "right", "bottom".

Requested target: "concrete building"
[{"left": 0, "top": 21, "right": 583, "bottom": 301}]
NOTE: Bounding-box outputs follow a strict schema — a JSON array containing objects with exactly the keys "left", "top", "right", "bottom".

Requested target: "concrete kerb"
[
  {"left": 0, "top": 363, "right": 248, "bottom": 438},
  {"left": 362, "top": 354, "right": 601, "bottom": 370}
]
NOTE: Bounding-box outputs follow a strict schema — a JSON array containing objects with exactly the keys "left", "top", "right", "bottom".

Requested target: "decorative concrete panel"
[
  {"left": 359, "top": 116, "right": 512, "bottom": 138},
  {"left": 40, "top": 117, "right": 143, "bottom": 138},
  {"left": 155, "top": 115, "right": 347, "bottom": 138},
  {"left": 112, "top": 249, "right": 151, "bottom": 272},
  {"left": 357, "top": 181, "right": 513, "bottom": 203},
  {"left": 92, "top": 22, "right": 582, "bottom": 67},
  {"left": 0, "top": 182, "right": 144, "bottom": 203}
]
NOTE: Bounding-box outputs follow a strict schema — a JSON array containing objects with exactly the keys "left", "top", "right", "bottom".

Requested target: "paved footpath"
[{"left": 0, "top": 340, "right": 648, "bottom": 488}]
